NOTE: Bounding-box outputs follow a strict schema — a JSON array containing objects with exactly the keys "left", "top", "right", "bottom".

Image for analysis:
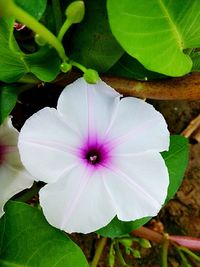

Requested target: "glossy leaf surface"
[
  {"left": 107, "top": 0, "right": 200, "bottom": 76},
  {"left": 0, "top": 201, "right": 89, "bottom": 267}
]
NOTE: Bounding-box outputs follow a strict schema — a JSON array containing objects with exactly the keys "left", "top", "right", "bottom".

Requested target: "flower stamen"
[{"left": 86, "top": 150, "right": 101, "bottom": 165}]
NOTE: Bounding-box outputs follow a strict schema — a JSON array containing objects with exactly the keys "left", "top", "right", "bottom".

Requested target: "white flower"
[
  {"left": 0, "top": 118, "right": 34, "bottom": 218},
  {"left": 18, "top": 78, "right": 169, "bottom": 234}
]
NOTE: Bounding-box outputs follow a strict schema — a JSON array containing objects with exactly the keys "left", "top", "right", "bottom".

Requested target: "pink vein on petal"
[
  {"left": 57, "top": 111, "right": 82, "bottom": 138},
  {"left": 103, "top": 97, "right": 120, "bottom": 138},
  {"left": 101, "top": 172, "right": 118, "bottom": 213},
  {"left": 60, "top": 167, "right": 92, "bottom": 229},
  {"left": 105, "top": 117, "right": 163, "bottom": 149},
  {"left": 103, "top": 163, "right": 161, "bottom": 209},
  {"left": 86, "top": 84, "right": 96, "bottom": 145},
  {"left": 20, "top": 138, "right": 80, "bottom": 156}
]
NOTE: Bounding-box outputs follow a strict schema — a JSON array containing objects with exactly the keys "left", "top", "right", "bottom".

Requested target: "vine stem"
[
  {"left": 132, "top": 226, "right": 200, "bottom": 251},
  {"left": 181, "top": 114, "right": 200, "bottom": 138},
  {"left": 160, "top": 234, "right": 169, "bottom": 267},
  {"left": 169, "top": 235, "right": 200, "bottom": 251},
  {"left": 54, "top": 71, "right": 200, "bottom": 100},
  {"left": 70, "top": 61, "right": 87, "bottom": 72},
  {"left": 90, "top": 237, "right": 107, "bottom": 267},
  {"left": 132, "top": 226, "right": 163, "bottom": 243},
  {"left": 57, "top": 19, "right": 72, "bottom": 42},
  {"left": 0, "top": 0, "right": 68, "bottom": 62},
  {"left": 178, "top": 246, "right": 200, "bottom": 262},
  {"left": 115, "top": 242, "right": 128, "bottom": 267},
  {"left": 16, "top": 69, "right": 200, "bottom": 101},
  {"left": 175, "top": 248, "right": 192, "bottom": 267},
  {"left": 102, "top": 73, "right": 200, "bottom": 100}
]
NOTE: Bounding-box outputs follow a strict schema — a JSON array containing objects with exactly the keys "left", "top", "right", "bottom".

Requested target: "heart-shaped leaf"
[
  {"left": 0, "top": 201, "right": 89, "bottom": 267},
  {"left": 107, "top": 0, "right": 200, "bottom": 76}
]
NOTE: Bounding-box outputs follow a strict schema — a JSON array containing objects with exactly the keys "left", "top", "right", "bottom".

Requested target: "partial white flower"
[
  {"left": 0, "top": 118, "right": 34, "bottom": 218},
  {"left": 18, "top": 78, "right": 169, "bottom": 234}
]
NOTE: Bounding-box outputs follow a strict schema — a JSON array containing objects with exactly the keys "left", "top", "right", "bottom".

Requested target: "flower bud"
[
  {"left": 83, "top": 69, "right": 99, "bottom": 84},
  {"left": 132, "top": 249, "right": 141, "bottom": 258},
  {"left": 65, "top": 1, "right": 85, "bottom": 24},
  {"left": 119, "top": 238, "right": 132, "bottom": 248},
  {"left": 139, "top": 238, "right": 151, "bottom": 248},
  {"left": 60, "top": 62, "right": 72, "bottom": 73}
]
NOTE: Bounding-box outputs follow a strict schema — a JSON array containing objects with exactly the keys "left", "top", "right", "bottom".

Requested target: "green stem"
[
  {"left": 176, "top": 248, "right": 192, "bottom": 267},
  {"left": 90, "top": 237, "right": 107, "bottom": 267},
  {"left": 160, "top": 235, "right": 169, "bottom": 267},
  {"left": 15, "top": 182, "right": 40, "bottom": 202},
  {"left": 179, "top": 246, "right": 200, "bottom": 263},
  {"left": 70, "top": 60, "right": 87, "bottom": 72},
  {"left": 0, "top": 0, "right": 68, "bottom": 62},
  {"left": 52, "top": 0, "right": 63, "bottom": 34},
  {"left": 115, "top": 242, "right": 128, "bottom": 267},
  {"left": 57, "top": 19, "right": 72, "bottom": 42}
]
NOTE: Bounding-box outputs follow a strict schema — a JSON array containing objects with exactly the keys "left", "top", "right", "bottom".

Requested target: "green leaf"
[
  {"left": 108, "top": 53, "right": 165, "bottom": 81},
  {"left": 26, "top": 47, "right": 61, "bottom": 82},
  {"left": 162, "top": 135, "right": 189, "bottom": 204},
  {"left": 97, "top": 135, "right": 188, "bottom": 238},
  {"left": 41, "top": 4, "right": 58, "bottom": 34},
  {"left": 191, "top": 51, "right": 200, "bottom": 71},
  {"left": 96, "top": 216, "right": 150, "bottom": 238},
  {"left": 14, "top": 0, "right": 47, "bottom": 20},
  {"left": 0, "top": 17, "right": 60, "bottom": 83},
  {"left": 69, "top": 0, "right": 124, "bottom": 72},
  {"left": 107, "top": 0, "right": 200, "bottom": 76},
  {"left": 0, "top": 17, "right": 28, "bottom": 83},
  {"left": 0, "top": 85, "right": 18, "bottom": 125},
  {"left": 0, "top": 201, "right": 89, "bottom": 267}
]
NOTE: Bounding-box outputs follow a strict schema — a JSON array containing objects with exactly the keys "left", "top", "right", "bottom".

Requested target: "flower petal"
[
  {"left": 107, "top": 97, "right": 169, "bottom": 154},
  {"left": 0, "top": 118, "right": 18, "bottom": 146},
  {"left": 103, "top": 151, "right": 169, "bottom": 221},
  {"left": 0, "top": 163, "right": 33, "bottom": 217},
  {"left": 18, "top": 108, "right": 81, "bottom": 183},
  {"left": 0, "top": 118, "right": 33, "bottom": 218},
  {"left": 39, "top": 165, "right": 116, "bottom": 233},
  {"left": 57, "top": 78, "right": 120, "bottom": 138}
]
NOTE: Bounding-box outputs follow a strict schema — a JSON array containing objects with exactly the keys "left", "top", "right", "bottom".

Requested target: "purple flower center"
[
  {"left": 86, "top": 149, "right": 102, "bottom": 165},
  {"left": 80, "top": 137, "right": 112, "bottom": 169}
]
